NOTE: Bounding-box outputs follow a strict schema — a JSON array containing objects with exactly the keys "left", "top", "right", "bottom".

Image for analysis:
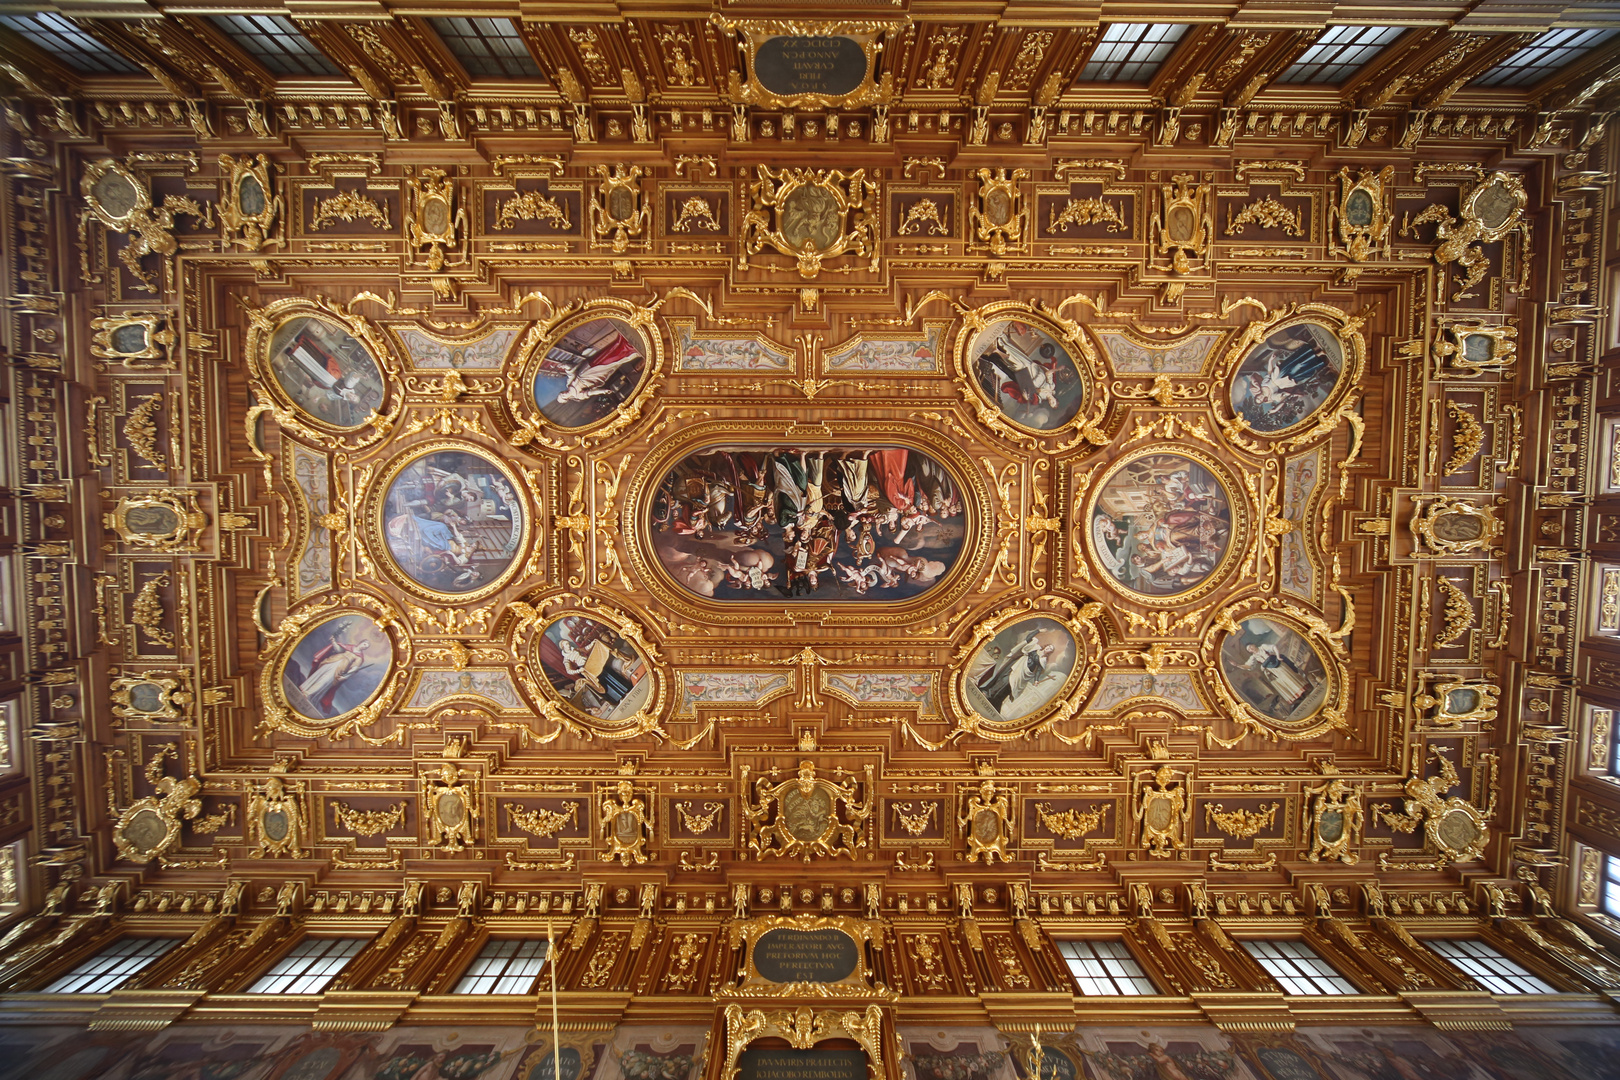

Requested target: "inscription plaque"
[
  {"left": 739, "top": 1050, "right": 866, "bottom": 1080},
  {"left": 753, "top": 36, "right": 867, "bottom": 98},
  {"left": 754, "top": 927, "right": 860, "bottom": 983}
]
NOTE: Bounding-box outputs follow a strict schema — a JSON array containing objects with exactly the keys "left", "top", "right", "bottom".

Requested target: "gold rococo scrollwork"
[
  {"left": 737, "top": 166, "right": 881, "bottom": 279},
  {"left": 950, "top": 299, "right": 1110, "bottom": 448}
]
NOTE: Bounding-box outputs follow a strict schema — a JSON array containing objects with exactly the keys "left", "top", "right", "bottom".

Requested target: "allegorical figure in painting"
[
  {"left": 533, "top": 317, "right": 648, "bottom": 428},
  {"left": 538, "top": 616, "right": 650, "bottom": 722},
  {"left": 969, "top": 320, "right": 1085, "bottom": 431},
  {"left": 1218, "top": 617, "right": 1329, "bottom": 723},
  {"left": 267, "top": 316, "right": 387, "bottom": 429},
  {"left": 280, "top": 614, "right": 390, "bottom": 720},
  {"left": 1230, "top": 322, "right": 1345, "bottom": 433},
  {"left": 1091, "top": 454, "right": 1232, "bottom": 598},
  {"left": 381, "top": 450, "right": 521, "bottom": 594},
  {"left": 652, "top": 444, "right": 966, "bottom": 602}
]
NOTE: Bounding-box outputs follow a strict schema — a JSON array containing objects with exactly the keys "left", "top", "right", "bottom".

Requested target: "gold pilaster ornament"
[
  {"left": 246, "top": 764, "right": 308, "bottom": 858},
  {"left": 104, "top": 489, "right": 207, "bottom": 551},
  {"left": 970, "top": 168, "right": 1028, "bottom": 255},
  {"left": 959, "top": 778, "right": 1012, "bottom": 863},
  {"left": 589, "top": 164, "right": 650, "bottom": 253},
  {"left": 1303, "top": 766, "right": 1364, "bottom": 864},
  {"left": 1329, "top": 166, "right": 1394, "bottom": 262},
  {"left": 405, "top": 167, "right": 466, "bottom": 271},
  {"left": 424, "top": 762, "right": 478, "bottom": 852},
  {"left": 1153, "top": 172, "right": 1212, "bottom": 275},
  {"left": 217, "top": 153, "right": 280, "bottom": 252},
  {"left": 1134, "top": 764, "right": 1188, "bottom": 857}
]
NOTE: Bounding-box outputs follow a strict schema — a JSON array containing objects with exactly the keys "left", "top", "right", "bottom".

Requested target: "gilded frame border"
[
  {"left": 952, "top": 300, "right": 1103, "bottom": 444},
  {"left": 257, "top": 595, "right": 410, "bottom": 742},
  {"left": 1214, "top": 302, "right": 1367, "bottom": 447}
]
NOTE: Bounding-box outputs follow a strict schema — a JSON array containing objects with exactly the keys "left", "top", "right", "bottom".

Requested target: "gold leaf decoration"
[{"left": 1203, "top": 801, "right": 1280, "bottom": 839}]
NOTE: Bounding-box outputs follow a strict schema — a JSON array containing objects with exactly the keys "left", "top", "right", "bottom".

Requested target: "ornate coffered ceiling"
[{"left": 0, "top": 0, "right": 1616, "bottom": 1039}]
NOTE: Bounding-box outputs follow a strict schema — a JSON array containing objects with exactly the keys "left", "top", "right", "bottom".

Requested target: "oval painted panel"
[
  {"left": 967, "top": 319, "right": 1086, "bottom": 432},
  {"left": 1218, "top": 617, "right": 1329, "bottom": 723},
  {"left": 280, "top": 612, "right": 392, "bottom": 722},
  {"left": 536, "top": 615, "right": 652, "bottom": 722},
  {"left": 1229, "top": 322, "right": 1346, "bottom": 434},
  {"left": 1089, "top": 452, "right": 1234, "bottom": 599},
  {"left": 267, "top": 315, "right": 388, "bottom": 430},
  {"left": 377, "top": 446, "right": 526, "bottom": 596},
  {"left": 1343, "top": 189, "right": 1374, "bottom": 227},
  {"left": 963, "top": 617, "right": 1077, "bottom": 723},
  {"left": 651, "top": 444, "right": 967, "bottom": 601},
  {"left": 533, "top": 317, "right": 650, "bottom": 430}
]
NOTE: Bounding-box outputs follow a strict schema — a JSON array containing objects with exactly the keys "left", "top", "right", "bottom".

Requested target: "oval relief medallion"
[
  {"left": 1088, "top": 450, "right": 1237, "bottom": 601},
  {"left": 535, "top": 614, "right": 654, "bottom": 724},
  {"left": 278, "top": 612, "right": 394, "bottom": 723},
  {"left": 1229, "top": 321, "right": 1346, "bottom": 434},
  {"left": 961, "top": 616, "right": 1079, "bottom": 724},
  {"left": 530, "top": 316, "right": 651, "bottom": 431},
  {"left": 650, "top": 443, "right": 968, "bottom": 602},
  {"left": 267, "top": 315, "right": 389, "bottom": 431},
  {"left": 373, "top": 443, "right": 528, "bottom": 599},
  {"left": 1217, "top": 616, "right": 1330, "bottom": 724},
  {"left": 966, "top": 318, "right": 1087, "bottom": 432}
]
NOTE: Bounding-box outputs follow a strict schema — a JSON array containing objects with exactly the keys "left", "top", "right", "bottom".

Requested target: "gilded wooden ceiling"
[{"left": 0, "top": 0, "right": 1617, "bottom": 1033}]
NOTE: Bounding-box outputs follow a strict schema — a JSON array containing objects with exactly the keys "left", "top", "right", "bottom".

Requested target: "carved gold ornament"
[
  {"left": 959, "top": 779, "right": 1012, "bottom": 863},
  {"left": 1032, "top": 801, "right": 1108, "bottom": 840},
  {"left": 257, "top": 595, "right": 408, "bottom": 743},
  {"left": 971, "top": 168, "right": 1028, "bottom": 255},
  {"left": 81, "top": 157, "right": 212, "bottom": 294},
  {"left": 1134, "top": 764, "right": 1188, "bottom": 857},
  {"left": 217, "top": 153, "right": 280, "bottom": 253},
  {"left": 424, "top": 763, "right": 478, "bottom": 853},
  {"left": 720, "top": 1003, "right": 886, "bottom": 1080},
  {"left": 310, "top": 188, "right": 391, "bottom": 232},
  {"left": 743, "top": 761, "right": 872, "bottom": 860},
  {"left": 737, "top": 166, "right": 880, "bottom": 278},
  {"left": 1409, "top": 496, "right": 1503, "bottom": 558},
  {"left": 109, "top": 672, "right": 191, "bottom": 722},
  {"left": 1375, "top": 747, "right": 1496, "bottom": 866},
  {"left": 1329, "top": 165, "right": 1394, "bottom": 262},
  {"left": 1303, "top": 769, "right": 1363, "bottom": 864},
  {"left": 599, "top": 779, "right": 654, "bottom": 865},
  {"left": 590, "top": 164, "right": 649, "bottom": 253},
  {"left": 672, "top": 195, "right": 721, "bottom": 232},
  {"left": 405, "top": 167, "right": 466, "bottom": 271},
  {"left": 1402, "top": 170, "right": 1529, "bottom": 302},
  {"left": 1410, "top": 672, "right": 1500, "bottom": 728},
  {"left": 112, "top": 748, "right": 203, "bottom": 865},
  {"left": 511, "top": 601, "right": 669, "bottom": 744},
  {"left": 1154, "top": 172, "right": 1212, "bottom": 274},
  {"left": 90, "top": 312, "right": 174, "bottom": 367},
  {"left": 246, "top": 767, "right": 308, "bottom": 858},
  {"left": 1434, "top": 320, "right": 1518, "bottom": 379},
  {"left": 104, "top": 489, "right": 207, "bottom": 551}
]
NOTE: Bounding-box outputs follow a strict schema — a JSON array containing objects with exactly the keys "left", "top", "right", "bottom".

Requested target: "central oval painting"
[
  {"left": 1229, "top": 321, "right": 1346, "bottom": 434},
  {"left": 651, "top": 444, "right": 967, "bottom": 601},
  {"left": 966, "top": 318, "right": 1086, "bottom": 432},
  {"left": 1089, "top": 451, "right": 1235, "bottom": 599},
  {"left": 376, "top": 445, "right": 527, "bottom": 597}
]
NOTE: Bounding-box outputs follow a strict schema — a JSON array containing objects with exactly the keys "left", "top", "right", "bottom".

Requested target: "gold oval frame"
[
  {"left": 1216, "top": 304, "right": 1367, "bottom": 443},
  {"left": 949, "top": 608, "right": 1092, "bottom": 737},
  {"left": 622, "top": 418, "right": 991, "bottom": 625},
  {"left": 259, "top": 599, "right": 408, "bottom": 741},
  {"left": 1208, "top": 609, "right": 1347, "bottom": 738},
  {"left": 244, "top": 297, "right": 403, "bottom": 448},
  {"left": 953, "top": 303, "right": 1099, "bottom": 441},
  {"left": 1083, "top": 443, "right": 1252, "bottom": 608},
  {"left": 510, "top": 301, "right": 665, "bottom": 441},
  {"left": 525, "top": 609, "right": 666, "bottom": 734},
  {"left": 364, "top": 438, "right": 533, "bottom": 604}
]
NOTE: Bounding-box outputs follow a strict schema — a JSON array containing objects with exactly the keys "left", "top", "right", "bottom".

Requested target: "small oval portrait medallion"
[
  {"left": 531, "top": 317, "right": 651, "bottom": 431},
  {"left": 266, "top": 315, "right": 389, "bottom": 431},
  {"left": 962, "top": 616, "right": 1078, "bottom": 723},
  {"left": 966, "top": 318, "right": 1087, "bottom": 432}
]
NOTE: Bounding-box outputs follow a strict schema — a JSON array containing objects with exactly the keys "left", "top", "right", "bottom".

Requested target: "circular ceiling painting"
[
  {"left": 1217, "top": 616, "right": 1329, "bottom": 723},
  {"left": 531, "top": 316, "right": 650, "bottom": 430},
  {"left": 961, "top": 616, "right": 1078, "bottom": 724},
  {"left": 535, "top": 614, "right": 654, "bottom": 723},
  {"left": 278, "top": 611, "right": 393, "bottom": 722},
  {"left": 1087, "top": 450, "right": 1236, "bottom": 601},
  {"left": 374, "top": 443, "right": 528, "bottom": 599},
  {"left": 966, "top": 318, "right": 1087, "bottom": 432},
  {"left": 267, "top": 315, "right": 388, "bottom": 430},
  {"left": 650, "top": 443, "right": 967, "bottom": 602},
  {"left": 1229, "top": 321, "right": 1345, "bottom": 434}
]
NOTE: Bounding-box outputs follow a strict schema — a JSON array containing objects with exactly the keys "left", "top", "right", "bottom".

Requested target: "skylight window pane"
[
  {"left": 247, "top": 937, "right": 366, "bottom": 994},
  {"left": 453, "top": 939, "right": 550, "bottom": 994},
  {"left": 1057, "top": 940, "right": 1156, "bottom": 995},
  {"left": 1427, "top": 939, "right": 1556, "bottom": 994},
  {"left": 1278, "top": 26, "right": 1404, "bottom": 84},
  {"left": 0, "top": 14, "right": 140, "bottom": 74},
  {"left": 208, "top": 14, "right": 341, "bottom": 77},
  {"left": 430, "top": 17, "right": 542, "bottom": 79},
  {"left": 1474, "top": 28, "right": 1619, "bottom": 88},
  {"left": 42, "top": 937, "right": 173, "bottom": 994},
  {"left": 1242, "top": 940, "right": 1356, "bottom": 995},
  {"left": 1080, "top": 24, "right": 1188, "bottom": 82}
]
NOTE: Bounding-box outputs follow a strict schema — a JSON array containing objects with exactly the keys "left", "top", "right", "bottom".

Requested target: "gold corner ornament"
[
  {"left": 111, "top": 747, "right": 202, "bottom": 865},
  {"left": 1375, "top": 746, "right": 1495, "bottom": 867},
  {"left": 81, "top": 156, "right": 212, "bottom": 294}
]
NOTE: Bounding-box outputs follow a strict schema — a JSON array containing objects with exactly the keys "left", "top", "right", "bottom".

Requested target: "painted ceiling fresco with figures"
[{"left": 2, "top": 0, "right": 1620, "bottom": 1050}]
